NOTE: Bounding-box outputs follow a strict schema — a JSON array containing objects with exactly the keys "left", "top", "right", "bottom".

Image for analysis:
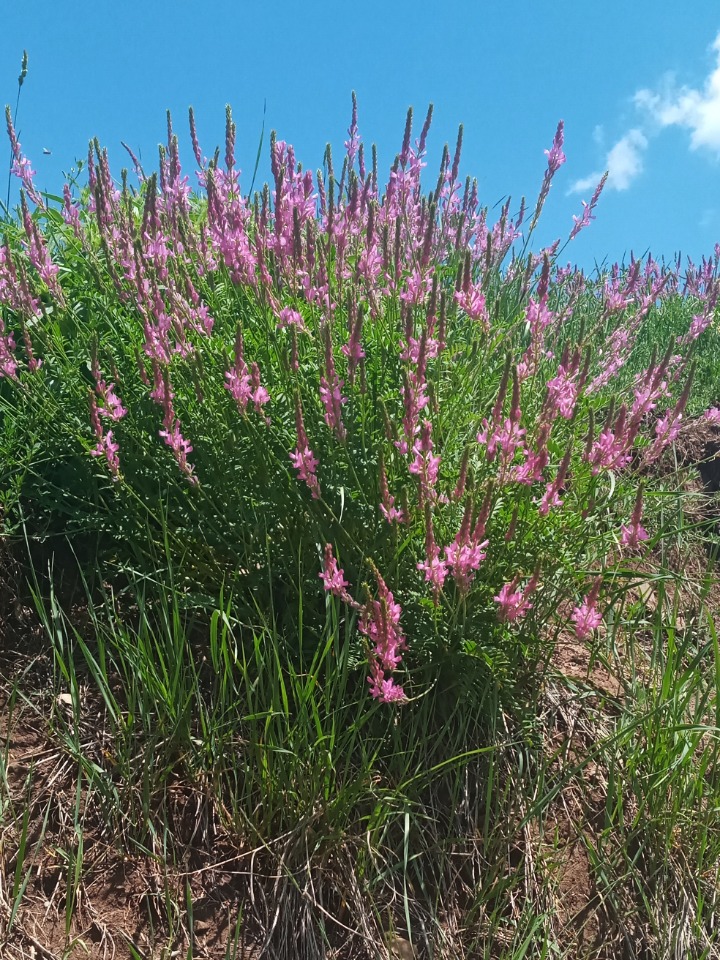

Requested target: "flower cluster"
[
  {"left": 320, "top": 546, "right": 406, "bottom": 703},
  {"left": 3, "top": 96, "right": 717, "bottom": 705},
  {"left": 89, "top": 357, "right": 127, "bottom": 477}
]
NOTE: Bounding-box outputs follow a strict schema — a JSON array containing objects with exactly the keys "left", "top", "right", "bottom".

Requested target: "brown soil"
[{"left": 0, "top": 698, "right": 263, "bottom": 958}]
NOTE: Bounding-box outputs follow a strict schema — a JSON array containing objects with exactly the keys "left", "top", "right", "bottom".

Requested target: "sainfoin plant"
[{"left": 0, "top": 98, "right": 718, "bottom": 704}]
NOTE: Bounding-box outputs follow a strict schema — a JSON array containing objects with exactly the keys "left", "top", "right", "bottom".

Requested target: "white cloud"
[
  {"left": 570, "top": 31, "right": 720, "bottom": 197},
  {"left": 605, "top": 129, "right": 648, "bottom": 188},
  {"left": 634, "top": 31, "right": 720, "bottom": 153},
  {"left": 569, "top": 129, "right": 647, "bottom": 194},
  {"left": 570, "top": 171, "right": 603, "bottom": 194}
]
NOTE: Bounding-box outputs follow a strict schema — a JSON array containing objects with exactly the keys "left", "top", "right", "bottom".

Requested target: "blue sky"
[{"left": 1, "top": 2, "right": 719, "bottom": 272}]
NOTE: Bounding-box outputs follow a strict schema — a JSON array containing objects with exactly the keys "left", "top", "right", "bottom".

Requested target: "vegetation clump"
[{"left": 1, "top": 84, "right": 720, "bottom": 958}]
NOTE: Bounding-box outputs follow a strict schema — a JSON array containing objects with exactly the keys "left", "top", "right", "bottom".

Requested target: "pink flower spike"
[
  {"left": 417, "top": 545, "right": 448, "bottom": 600},
  {"left": 445, "top": 539, "right": 488, "bottom": 595},
  {"left": 344, "top": 91, "right": 361, "bottom": 166},
  {"left": 159, "top": 417, "right": 197, "bottom": 484},
  {"left": 677, "top": 312, "right": 712, "bottom": 345},
  {"left": 569, "top": 172, "right": 607, "bottom": 241},
  {"left": 369, "top": 674, "right": 407, "bottom": 703},
  {"left": 645, "top": 410, "right": 683, "bottom": 461},
  {"left": 571, "top": 578, "right": 603, "bottom": 640},
  {"left": 361, "top": 568, "right": 408, "bottom": 704},
  {"left": 417, "top": 507, "right": 448, "bottom": 602},
  {"left": 544, "top": 120, "right": 566, "bottom": 175},
  {"left": 379, "top": 455, "right": 405, "bottom": 525},
  {"left": 91, "top": 429, "right": 120, "bottom": 478},
  {"left": 0, "top": 324, "right": 18, "bottom": 379},
  {"left": 409, "top": 420, "right": 441, "bottom": 504},
  {"left": 620, "top": 522, "right": 649, "bottom": 549},
  {"left": 319, "top": 543, "right": 356, "bottom": 605},
  {"left": 89, "top": 393, "right": 103, "bottom": 439},
  {"left": 319, "top": 326, "right": 347, "bottom": 441},
  {"left": 495, "top": 577, "right": 533, "bottom": 623},
  {"left": 454, "top": 285, "right": 489, "bottom": 329},
  {"left": 99, "top": 383, "right": 127, "bottom": 421},
  {"left": 290, "top": 444, "right": 320, "bottom": 499},
  {"left": 620, "top": 486, "right": 649, "bottom": 550},
  {"left": 250, "top": 362, "right": 270, "bottom": 417},
  {"left": 277, "top": 306, "right": 307, "bottom": 331},
  {"left": 225, "top": 364, "right": 251, "bottom": 411}
]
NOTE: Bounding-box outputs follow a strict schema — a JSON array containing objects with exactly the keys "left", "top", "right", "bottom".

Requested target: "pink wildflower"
[
  {"left": 677, "top": 312, "right": 713, "bottom": 346},
  {"left": 571, "top": 579, "right": 603, "bottom": 640},
  {"left": 5, "top": 102, "right": 43, "bottom": 207},
  {"left": 537, "top": 485, "right": 563, "bottom": 515},
  {"left": 537, "top": 446, "right": 571, "bottom": 516},
  {"left": 380, "top": 501, "right": 405, "bottom": 524},
  {"left": 620, "top": 487, "right": 649, "bottom": 550},
  {"left": 88, "top": 372, "right": 125, "bottom": 477},
  {"left": 569, "top": 172, "right": 607, "bottom": 241},
  {"left": 545, "top": 365, "right": 579, "bottom": 421},
  {"left": 225, "top": 363, "right": 252, "bottom": 410},
  {"left": 409, "top": 420, "right": 441, "bottom": 504},
  {"left": 644, "top": 362, "right": 694, "bottom": 465},
  {"left": 367, "top": 664, "right": 407, "bottom": 703},
  {"left": 319, "top": 326, "right": 347, "bottom": 440},
  {"left": 399, "top": 334, "right": 439, "bottom": 365},
  {"left": 494, "top": 581, "right": 523, "bottom": 622},
  {"left": 478, "top": 417, "right": 526, "bottom": 465},
  {"left": 319, "top": 543, "right": 356, "bottom": 605},
  {"left": 62, "top": 183, "right": 82, "bottom": 236},
  {"left": 399, "top": 266, "right": 431, "bottom": 305},
  {"left": 620, "top": 521, "right": 649, "bottom": 550},
  {"left": 454, "top": 285, "right": 489, "bottom": 328},
  {"left": 646, "top": 411, "right": 683, "bottom": 460},
  {"left": 99, "top": 382, "right": 127, "bottom": 421},
  {"left": 417, "top": 545, "right": 448, "bottom": 600},
  {"left": 277, "top": 306, "right": 307, "bottom": 331},
  {"left": 586, "top": 427, "right": 632, "bottom": 474},
  {"left": 478, "top": 368, "right": 526, "bottom": 471},
  {"left": 89, "top": 392, "right": 103, "bottom": 440},
  {"left": 225, "top": 326, "right": 252, "bottom": 411},
  {"left": 249, "top": 361, "right": 270, "bottom": 418},
  {"left": 379, "top": 455, "right": 405, "bottom": 524},
  {"left": 397, "top": 371, "right": 428, "bottom": 456},
  {"left": 0, "top": 322, "right": 18, "bottom": 379},
  {"left": 417, "top": 507, "right": 448, "bottom": 602},
  {"left": 360, "top": 569, "right": 407, "bottom": 704},
  {"left": 442, "top": 497, "right": 487, "bottom": 594},
  {"left": 290, "top": 445, "right": 320, "bottom": 498},
  {"left": 319, "top": 375, "right": 347, "bottom": 439},
  {"left": 90, "top": 429, "right": 120, "bottom": 477},
  {"left": 92, "top": 357, "right": 127, "bottom": 422},
  {"left": 511, "top": 447, "right": 548, "bottom": 485},
  {"left": 159, "top": 417, "right": 197, "bottom": 484},
  {"left": 344, "top": 91, "right": 361, "bottom": 166},
  {"left": 341, "top": 306, "right": 366, "bottom": 378},
  {"left": 495, "top": 573, "right": 538, "bottom": 623},
  {"left": 530, "top": 120, "right": 565, "bottom": 229},
  {"left": 544, "top": 120, "right": 566, "bottom": 175},
  {"left": 445, "top": 538, "right": 488, "bottom": 594},
  {"left": 291, "top": 397, "right": 321, "bottom": 499}
]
